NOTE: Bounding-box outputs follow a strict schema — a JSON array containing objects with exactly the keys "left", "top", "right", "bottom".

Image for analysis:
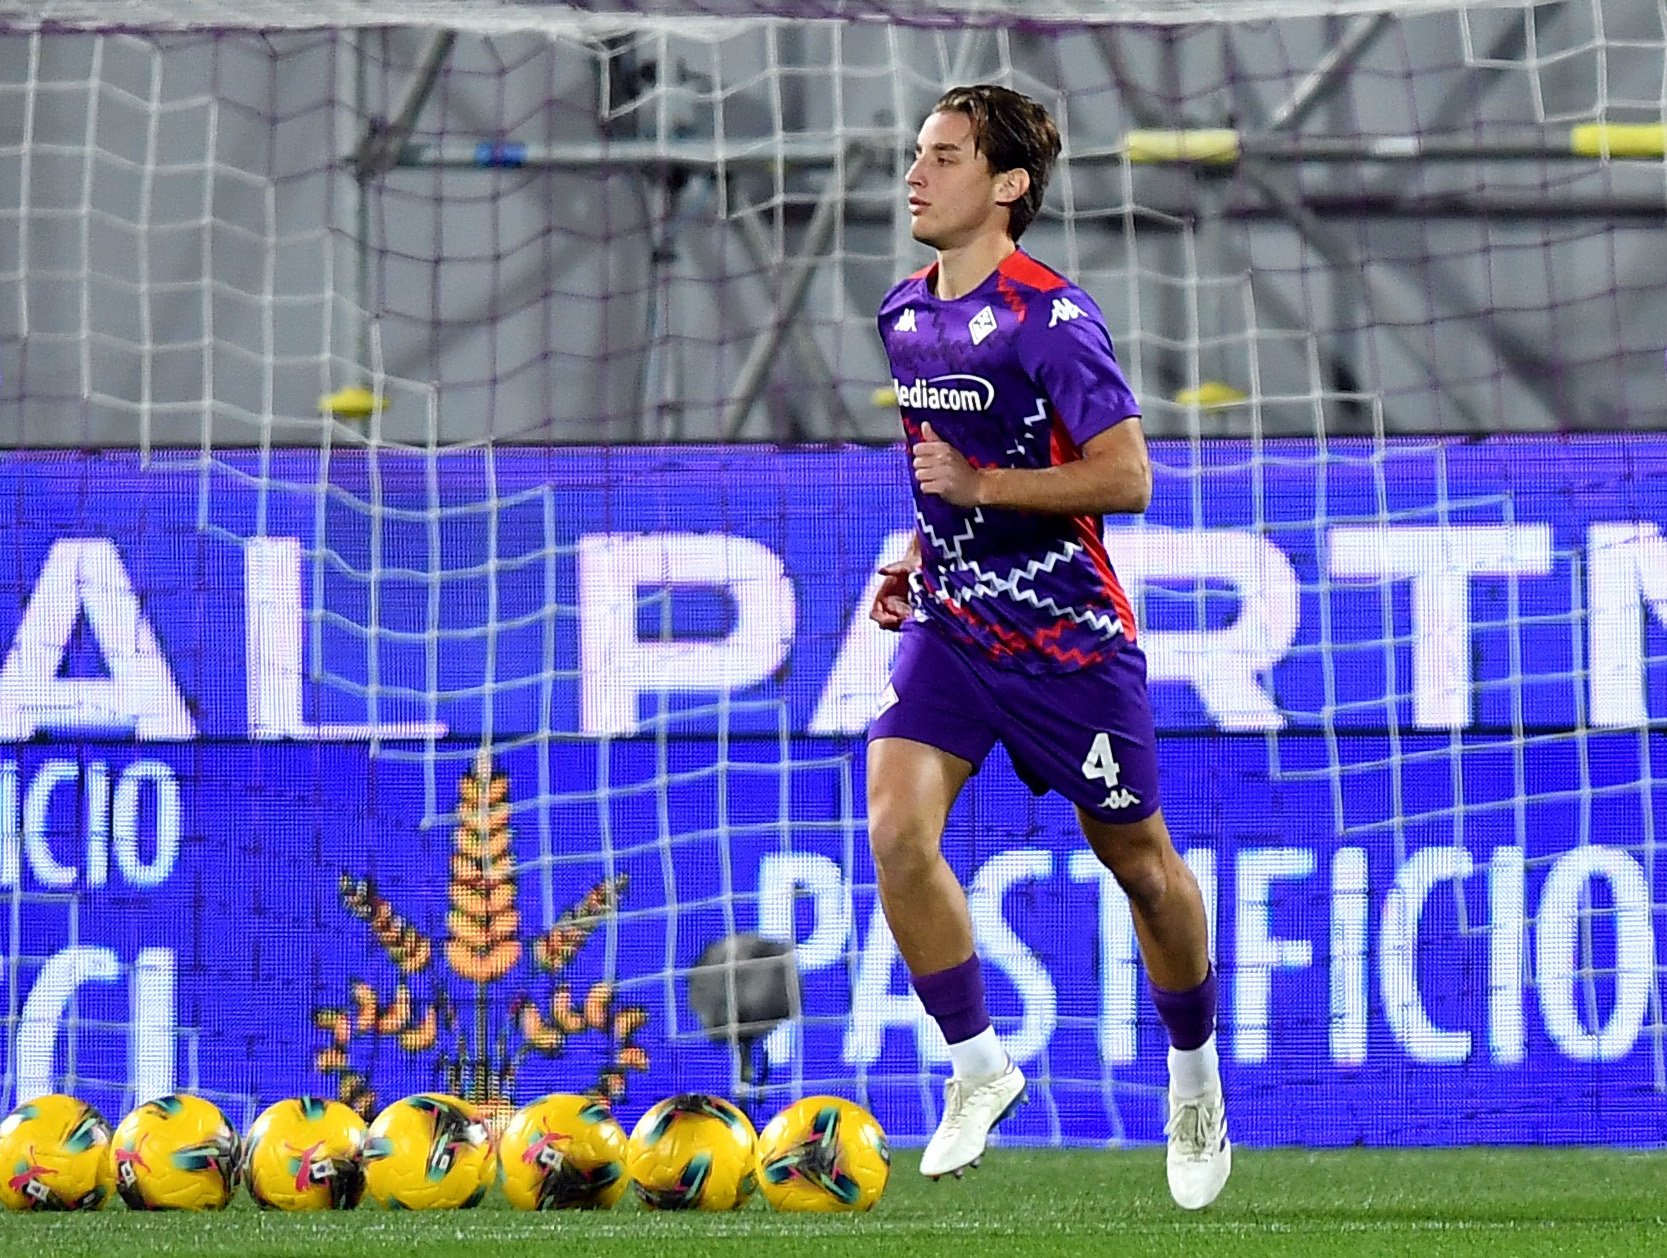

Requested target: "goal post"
[{"left": 0, "top": 1, "right": 1664, "bottom": 1145}]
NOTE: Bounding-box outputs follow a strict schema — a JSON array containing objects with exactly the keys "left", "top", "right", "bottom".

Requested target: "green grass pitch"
[{"left": 4, "top": 1147, "right": 1662, "bottom": 1258}]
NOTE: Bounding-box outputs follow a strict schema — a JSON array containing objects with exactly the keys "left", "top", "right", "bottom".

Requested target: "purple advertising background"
[{"left": 0, "top": 437, "right": 1664, "bottom": 1146}]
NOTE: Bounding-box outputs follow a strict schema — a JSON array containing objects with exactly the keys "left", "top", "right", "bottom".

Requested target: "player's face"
[{"left": 905, "top": 109, "right": 1021, "bottom": 250}]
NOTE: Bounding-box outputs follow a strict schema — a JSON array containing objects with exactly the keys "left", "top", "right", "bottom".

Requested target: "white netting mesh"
[{"left": 1, "top": 2, "right": 1665, "bottom": 1145}]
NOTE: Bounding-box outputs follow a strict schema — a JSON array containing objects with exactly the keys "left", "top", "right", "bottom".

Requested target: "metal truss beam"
[
  {"left": 400, "top": 136, "right": 872, "bottom": 171},
  {"left": 768, "top": 196, "right": 1666, "bottom": 226},
  {"left": 343, "top": 30, "right": 459, "bottom": 382},
  {"left": 1102, "top": 0, "right": 1627, "bottom": 432},
  {"left": 1093, "top": 23, "right": 1373, "bottom": 424},
  {"left": 392, "top": 128, "right": 1666, "bottom": 173},
  {"left": 353, "top": 31, "right": 459, "bottom": 181},
  {"left": 1265, "top": 11, "right": 1391, "bottom": 133},
  {"left": 1237, "top": 160, "right": 1492, "bottom": 430},
  {"left": 727, "top": 188, "right": 859, "bottom": 440},
  {"left": 719, "top": 148, "right": 872, "bottom": 441},
  {"left": 1081, "top": 128, "right": 1667, "bottom": 166}
]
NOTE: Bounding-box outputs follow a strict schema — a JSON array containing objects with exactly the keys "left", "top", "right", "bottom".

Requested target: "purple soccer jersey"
[{"left": 878, "top": 249, "right": 1141, "bottom": 673}]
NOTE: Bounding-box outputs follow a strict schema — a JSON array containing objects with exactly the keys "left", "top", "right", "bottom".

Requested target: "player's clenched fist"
[{"left": 913, "top": 422, "right": 983, "bottom": 508}]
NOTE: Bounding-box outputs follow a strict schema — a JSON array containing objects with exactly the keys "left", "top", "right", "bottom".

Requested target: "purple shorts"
[{"left": 868, "top": 623, "right": 1161, "bottom": 825}]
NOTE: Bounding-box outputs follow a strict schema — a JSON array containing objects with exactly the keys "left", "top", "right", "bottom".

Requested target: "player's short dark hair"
[{"left": 933, "top": 84, "right": 1061, "bottom": 241}]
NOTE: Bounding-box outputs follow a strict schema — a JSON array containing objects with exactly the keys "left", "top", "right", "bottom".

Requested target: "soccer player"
[{"left": 868, "top": 85, "right": 1229, "bottom": 1209}]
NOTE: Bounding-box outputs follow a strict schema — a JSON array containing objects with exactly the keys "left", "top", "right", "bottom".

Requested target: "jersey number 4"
[
  {"left": 1081, "top": 732, "right": 1121, "bottom": 786},
  {"left": 1082, "top": 732, "right": 1141, "bottom": 812}
]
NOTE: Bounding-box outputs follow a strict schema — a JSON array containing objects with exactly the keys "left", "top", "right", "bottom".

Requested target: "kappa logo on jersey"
[
  {"left": 968, "top": 305, "right": 998, "bottom": 345},
  {"left": 894, "top": 308, "right": 917, "bottom": 333},
  {"left": 1049, "top": 297, "right": 1087, "bottom": 328},
  {"left": 891, "top": 374, "right": 996, "bottom": 412}
]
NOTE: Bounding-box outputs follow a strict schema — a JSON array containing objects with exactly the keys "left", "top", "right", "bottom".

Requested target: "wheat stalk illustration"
[{"left": 312, "top": 751, "right": 648, "bottom": 1119}]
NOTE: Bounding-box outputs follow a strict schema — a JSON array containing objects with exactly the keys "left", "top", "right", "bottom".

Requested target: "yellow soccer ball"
[
  {"left": 362, "top": 1093, "right": 495, "bottom": 1210},
  {"left": 242, "top": 1097, "right": 367, "bottom": 1210},
  {"left": 756, "top": 1096, "right": 890, "bottom": 1213},
  {"left": 626, "top": 1094, "right": 757, "bottom": 1211},
  {"left": 109, "top": 1094, "right": 240, "bottom": 1211},
  {"left": 497, "top": 1093, "right": 628, "bottom": 1210},
  {"left": 0, "top": 1094, "right": 115, "bottom": 1211}
]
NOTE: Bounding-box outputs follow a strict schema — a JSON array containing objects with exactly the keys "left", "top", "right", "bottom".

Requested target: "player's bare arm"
[{"left": 911, "top": 418, "right": 1152, "bottom": 515}]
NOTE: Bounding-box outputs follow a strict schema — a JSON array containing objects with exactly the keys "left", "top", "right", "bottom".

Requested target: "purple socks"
[
  {"left": 915, "top": 956, "right": 1216, "bottom": 1053},
  {"left": 911, "top": 954, "right": 992, "bottom": 1044},
  {"left": 1150, "top": 966, "right": 1217, "bottom": 1051}
]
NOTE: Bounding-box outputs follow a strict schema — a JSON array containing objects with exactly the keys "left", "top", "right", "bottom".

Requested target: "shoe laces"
[
  {"left": 936, "top": 1077, "right": 970, "bottom": 1139},
  {"left": 1165, "top": 1093, "right": 1222, "bottom": 1159}
]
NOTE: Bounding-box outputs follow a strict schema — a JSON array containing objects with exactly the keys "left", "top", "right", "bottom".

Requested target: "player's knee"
[
  {"left": 1111, "top": 853, "right": 1168, "bottom": 912},
  {"left": 866, "top": 812, "right": 939, "bottom": 884},
  {"left": 1099, "top": 835, "right": 1183, "bottom": 913}
]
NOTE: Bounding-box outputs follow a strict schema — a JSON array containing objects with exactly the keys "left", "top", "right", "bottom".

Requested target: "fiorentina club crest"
[{"left": 312, "top": 752, "right": 649, "bottom": 1126}]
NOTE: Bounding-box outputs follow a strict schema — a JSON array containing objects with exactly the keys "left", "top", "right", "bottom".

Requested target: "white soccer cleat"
[
  {"left": 919, "top": 1063, "right": 1026, "bottom": 1179},
  {"left": 1165, "top": 1085, "right": 1231, "bottom": 1209}
]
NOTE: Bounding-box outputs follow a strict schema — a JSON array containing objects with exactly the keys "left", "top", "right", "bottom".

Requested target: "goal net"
[{"left": 2, "top": 0, "right": 1665, "bottom": 1146}]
